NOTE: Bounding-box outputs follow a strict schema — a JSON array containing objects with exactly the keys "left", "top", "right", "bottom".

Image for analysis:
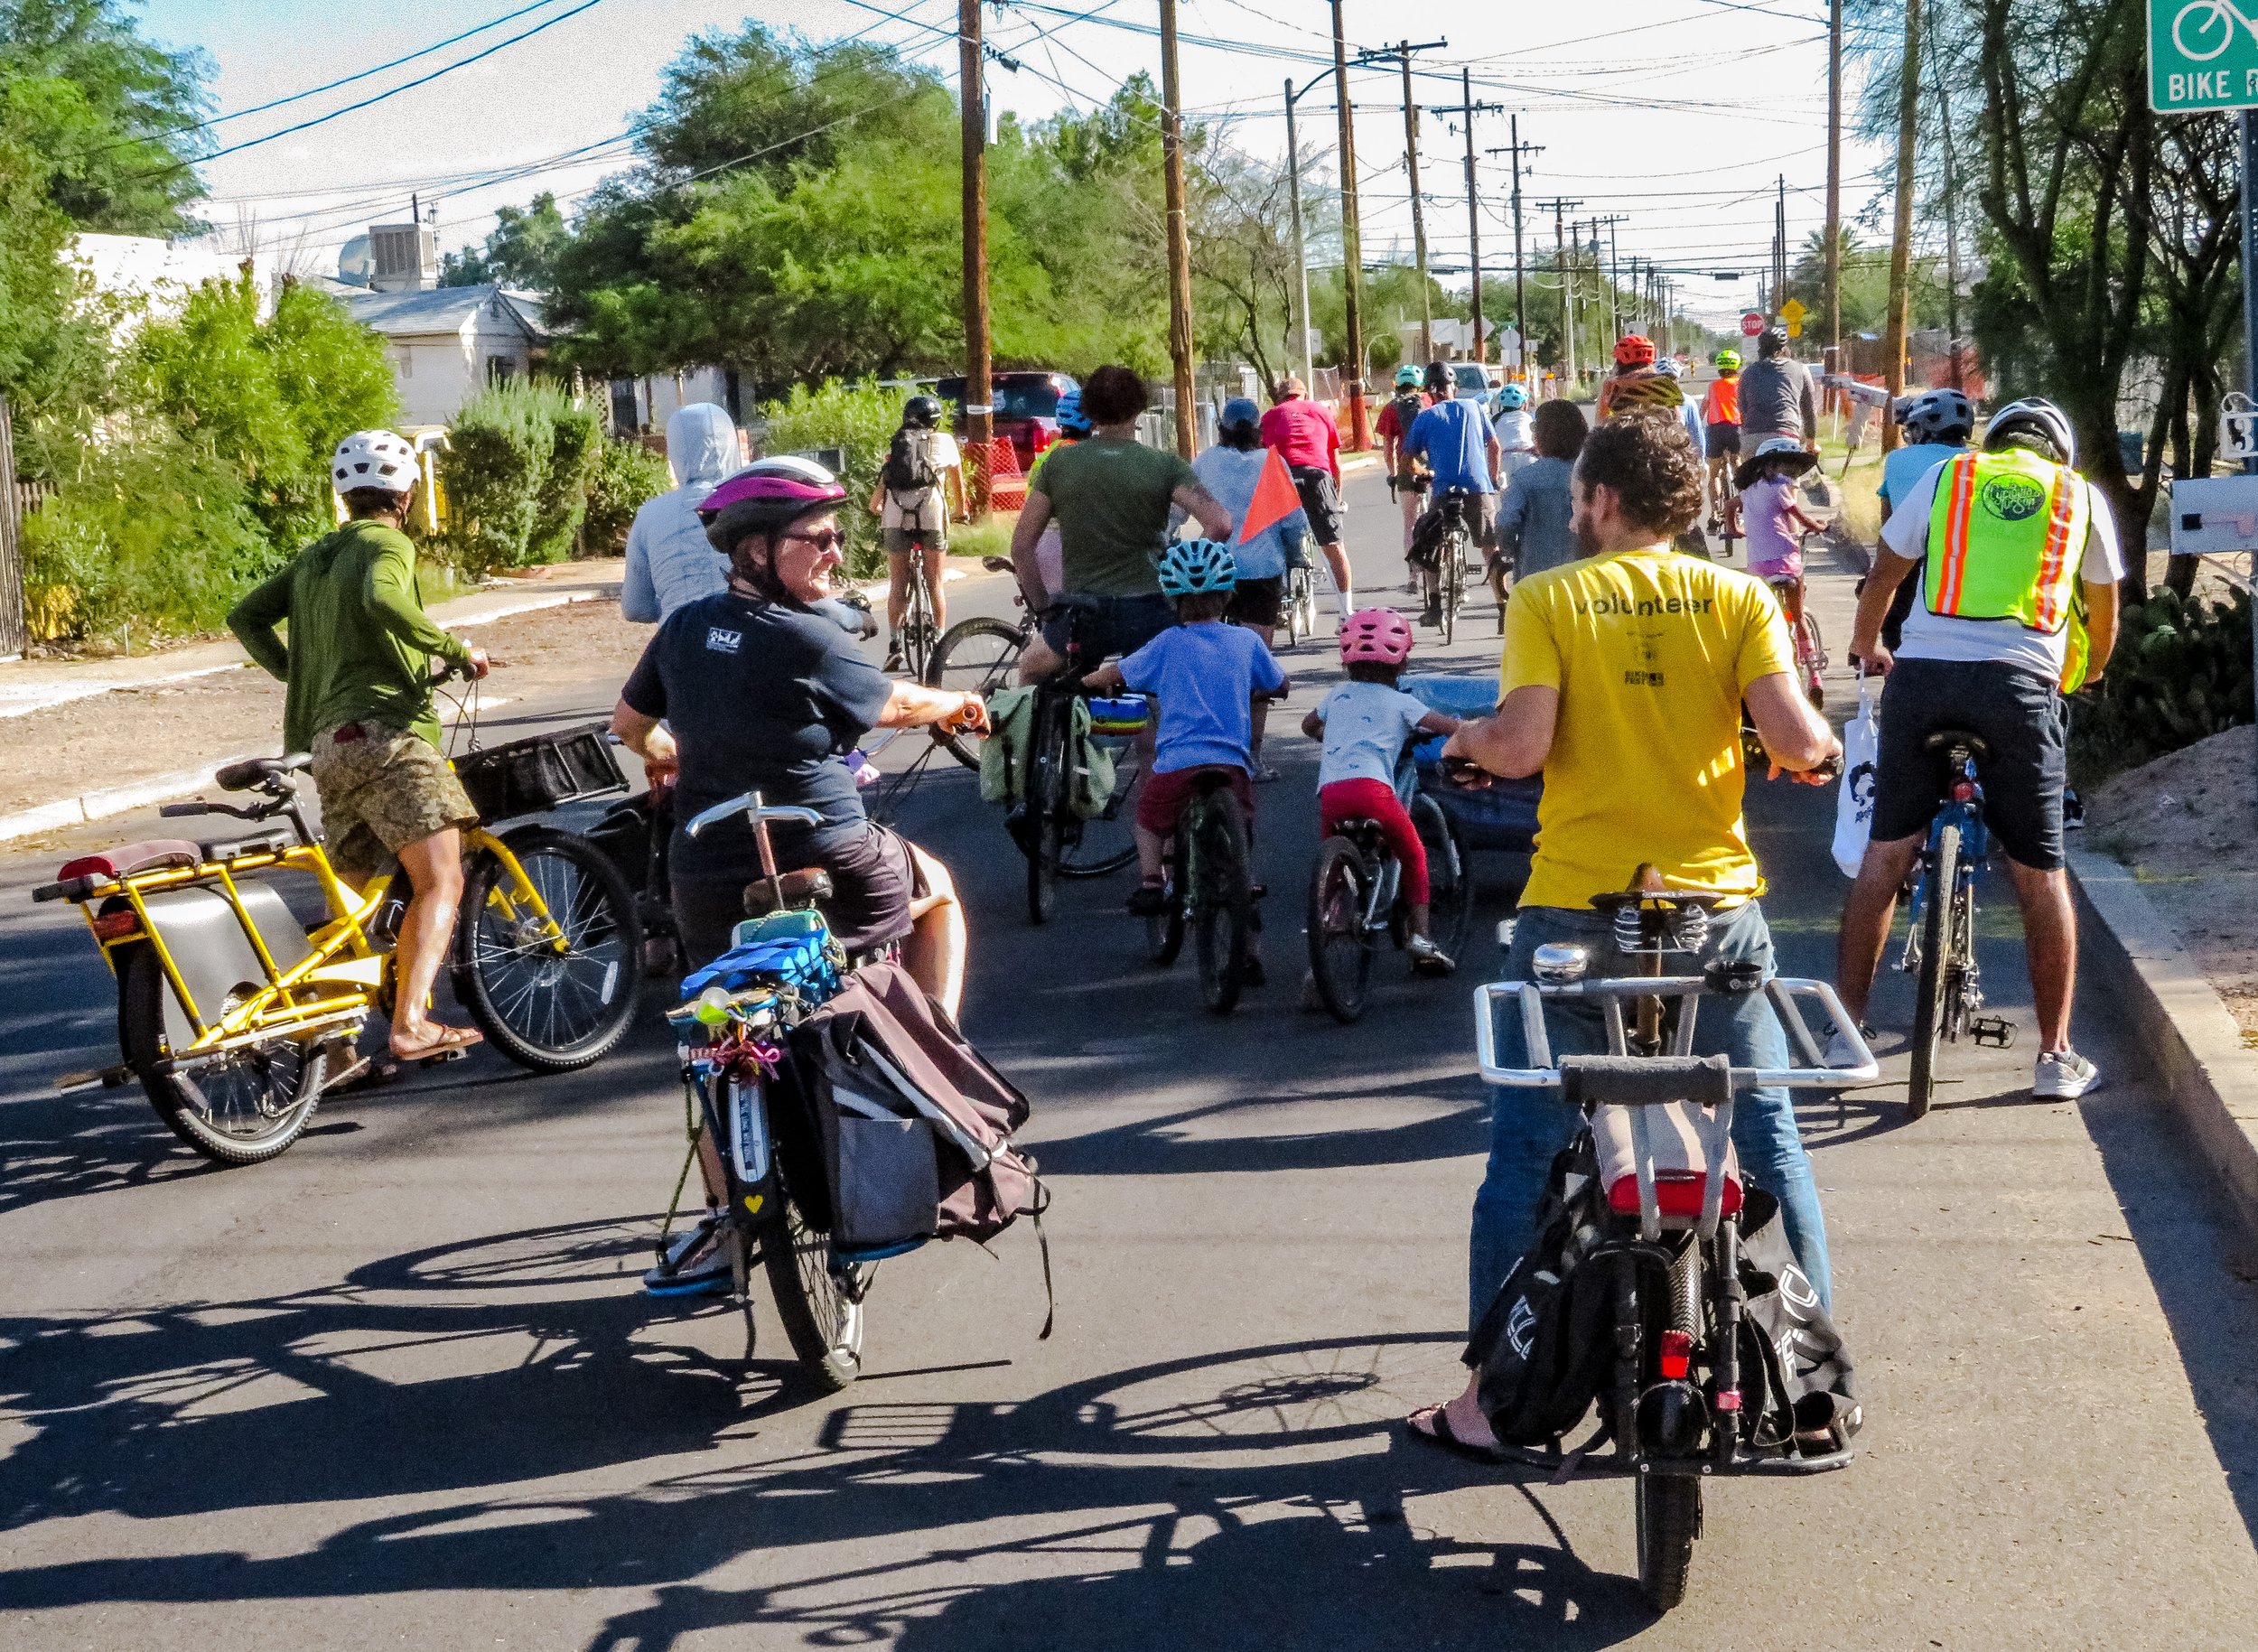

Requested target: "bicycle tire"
[
  {"left": 1798, "top": 609, "right": 1826, "bottom": 708},
  {"left": 1907, "top": 822, "right": 1959, "bottom": 1121},
  {"left": 118, "top": 946, "right": 328, "bottom": 1166},
  {"left": 454, "top": 824, "right": 639, "bottom": 1072},
  {"left": 1440, "top": 532, "right": 1463, "bottom": 646},
  {"left": 925, "top": 615, "right": 1026, "bottom": 770},
  {"left": 1190, "top": 789, "right": 1253, "bottom": 1015},
  {"left": 1059, "top": 744, "right": 1141, "bottom": 880},
  {"left": 1635, "top": 1472, "right": 1702, "bottom": 1611},
  {"left": 1148, "top": 829, "right": 1188, "bottom": 966},
  {"left": 762, "top": 1176, "right": 866, "bottom": 1391},
  {"left": 901, "top": 571, "right": 931, "bottom": 680},
  {"left": 1412, "top": 794, "right": 1475, "bottom": 963},
  {"left": 1306, "top": 835, "right": 1372, "bottom": 1023}
]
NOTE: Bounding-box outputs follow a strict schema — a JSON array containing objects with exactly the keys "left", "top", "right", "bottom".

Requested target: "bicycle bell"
[{"left": 1531, "top": 942, "right": 1591, "bottom": 984}]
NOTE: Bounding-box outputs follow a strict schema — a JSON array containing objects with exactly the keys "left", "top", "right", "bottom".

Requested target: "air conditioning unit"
[{"left": 368, "top": 222, "right": 436, "bottom": 293}]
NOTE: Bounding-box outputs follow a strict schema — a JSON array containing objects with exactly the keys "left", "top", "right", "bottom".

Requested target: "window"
[
  {"left": 487, "top": 355, "right": 518, "bottom": 385},
  {"left": 394, "top": 347, "right": 413, "bottom": 379}
]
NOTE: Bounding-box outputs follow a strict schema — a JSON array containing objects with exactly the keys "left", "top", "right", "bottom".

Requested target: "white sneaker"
[{"left": 2033, "top": 1050, "right": 2101, "bottom": 1099}]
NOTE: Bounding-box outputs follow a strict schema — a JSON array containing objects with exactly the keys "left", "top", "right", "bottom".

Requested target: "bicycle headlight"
[
  {"left": 1531, "top": 943, "right": 1591, "bottom": 984},
  {"left": 692, "top": 985, "right": 735, "bottom": 1026}
]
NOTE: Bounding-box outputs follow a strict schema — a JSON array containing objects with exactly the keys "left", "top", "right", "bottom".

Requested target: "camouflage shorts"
[{"left": 309, "top": 722, "right": 477, "bottom": 884}]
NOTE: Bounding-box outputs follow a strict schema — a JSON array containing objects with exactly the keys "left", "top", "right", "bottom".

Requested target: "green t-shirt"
[
  {"left": 228, "top": 519, "right": 471, "bottom": 754},
  {"left": 1028, "top": 434, "right": 1199, "bottom": 597}
]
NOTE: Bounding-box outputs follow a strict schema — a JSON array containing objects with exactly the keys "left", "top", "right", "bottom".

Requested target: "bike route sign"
[{"left": 2151, "top": 0, "right": 2258, "bottom": 112}]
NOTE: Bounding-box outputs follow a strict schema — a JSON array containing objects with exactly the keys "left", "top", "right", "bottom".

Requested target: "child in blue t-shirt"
[{"left": 1082, "top": 540, "right": 1287, "bottom": 932}]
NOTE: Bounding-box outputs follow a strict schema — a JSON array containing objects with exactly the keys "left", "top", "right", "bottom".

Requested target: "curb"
[
  {"left": 0, "top": 761, "right": 238, "bottom": 846},
  {"left": 2070, "top": 847, "right": 2258, "bottom": 1242}
]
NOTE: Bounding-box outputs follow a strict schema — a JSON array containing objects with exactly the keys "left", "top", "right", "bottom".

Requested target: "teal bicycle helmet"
[
  {"left": 1158, "top": 537, "right": 1237, "bottom": 596},
  {"left": 1497, "top": 384, "right": 1528, "bottom": 410}
]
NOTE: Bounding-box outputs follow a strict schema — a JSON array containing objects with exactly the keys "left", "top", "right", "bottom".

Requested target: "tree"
[
  {"left": 0, "top": 0, "right": 211, "bottom": 232},
  {"left": 441, "top": 192, "right": 570, "bottom": 291}
]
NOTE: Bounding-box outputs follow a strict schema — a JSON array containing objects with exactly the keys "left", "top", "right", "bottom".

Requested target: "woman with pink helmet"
[{"left": 1299, "top": 609, "right": 1465, "bottom": 976}]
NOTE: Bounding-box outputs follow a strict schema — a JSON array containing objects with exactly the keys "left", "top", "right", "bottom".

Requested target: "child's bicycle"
[
  {"left": 1766, "top": 530, "right": 1828, "bottom": 707},
  {"left": 1472, "top": 873, "right": 1877, "bottom": 1610},
  {"left": 1304, "top": 759, "right": 1474, "bottom": 1023},
  {"left": 37, "top": 709, "right": 640, "bottom": 1165},
  {"left": 1142, "top": 768, "right": 1263, "bottom": 1015}
]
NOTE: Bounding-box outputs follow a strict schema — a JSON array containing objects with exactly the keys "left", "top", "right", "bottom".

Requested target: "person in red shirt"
[
  {"left": 1374, "top": 363, "right": 1432, "bottom": 590},
  {"left": 1260, "top": 377, "right": 1356, "bottom": 623}
]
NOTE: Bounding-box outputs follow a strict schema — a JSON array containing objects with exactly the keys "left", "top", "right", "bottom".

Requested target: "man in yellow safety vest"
[{"left": 1834, "top": 397, "right": 2122, "bottom": 1099}]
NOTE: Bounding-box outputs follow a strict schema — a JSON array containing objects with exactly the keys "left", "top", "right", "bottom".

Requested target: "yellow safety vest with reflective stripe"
[{"left": 1923, "top": 448, "right": 2087, "bottom": 633}]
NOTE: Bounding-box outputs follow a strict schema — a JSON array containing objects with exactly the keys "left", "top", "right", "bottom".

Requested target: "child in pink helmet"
[{"left": 1301, "top": 608, "right": 1464, "bottom": 975}]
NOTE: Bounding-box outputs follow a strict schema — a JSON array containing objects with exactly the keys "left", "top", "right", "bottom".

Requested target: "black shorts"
[
  {"left": 1040, "top": 591, "right": 1175, "bottom": 664},
  {"left": 1226, "top": 575, "right": 1283, "bottom": 630},
  {"left": 1870, "top": 658, "right": 2067, "bottom": 871},
  {"left": 1705, "top": 424, "right": 1741, "bottom": 457},
  {"left": 674, "top": 820, "right": 923, "bottom": 968},
  {"left": 1290, "top": 465, "right": 1344, "bottom": 546}
]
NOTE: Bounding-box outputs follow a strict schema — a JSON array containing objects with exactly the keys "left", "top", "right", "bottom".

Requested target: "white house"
[{"left": 342, "top": 285, "right": 548, "bottom": 428}]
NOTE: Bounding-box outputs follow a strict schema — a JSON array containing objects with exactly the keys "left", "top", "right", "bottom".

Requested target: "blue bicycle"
[{"left": 1898, "top": 729, "right": 2014, "bottom": 1119}]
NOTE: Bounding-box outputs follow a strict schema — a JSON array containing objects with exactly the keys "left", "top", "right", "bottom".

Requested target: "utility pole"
[
  {"left": 1158, "top": 0, "right": 1198, "bottom": 456},
  {"left": 1398, "top": 43, "right": 1432, "bottom": 365},
  {"left": 1824, "top": 0, "right": 1844, "bottom": 385},
  {"left": 1598, "top": 214, "right": 1628, "bottom": 341},
  {"left": 1330, "top": 0, "right": 1371, "bottom": 447},
  {"left": 1774, "top": 175, "right": 1787, "bottom": 318},
  {"left": 1283, "top": 79, "right": 1315, "bottom": 392},
  {"left": 1539, "top": 197, "right": 1582, "bottom": 388},
  {"left": 1927, "top": 24, "right": 1964, "bottom": 388},
  {"left": 957, "top": 0, "right": 993, "bottom": 509},
  {"left": 1462, "top": 69, "right": 1481, "bottom": 364},
  {"left": 1881, "top": 0, "right": 1922, "bottom": 453},
  {"left": 1487, "top": 119, "right": 1541, "bottom": 382}
]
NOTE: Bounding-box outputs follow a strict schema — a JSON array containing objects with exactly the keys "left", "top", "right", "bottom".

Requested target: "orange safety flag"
[{"left": 1237, "top": 448, "right": 1304, "bottom": 546}]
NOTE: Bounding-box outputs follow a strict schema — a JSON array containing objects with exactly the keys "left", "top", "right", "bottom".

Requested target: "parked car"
[
  {"left": 936, "top": 370, "right": 1079, "bottom": 473},
  {"left": 1445, "top": 360, "right": 1501, "bottom": 410}
]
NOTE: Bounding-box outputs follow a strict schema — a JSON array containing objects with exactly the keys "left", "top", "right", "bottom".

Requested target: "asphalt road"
[{"left": 4, "top": 463, "right": 2257, "bottom": 1648}]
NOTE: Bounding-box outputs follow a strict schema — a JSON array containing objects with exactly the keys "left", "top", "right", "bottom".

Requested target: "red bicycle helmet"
[
  {"left": 1613, "top": 334, "right": 1657, "bottom": 368},
  {"left": 1339, "top": 607, "right": 1414, "bottom": 667}
]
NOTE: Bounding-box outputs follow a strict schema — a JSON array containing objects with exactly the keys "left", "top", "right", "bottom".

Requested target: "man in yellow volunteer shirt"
[{"left": 1406, "top": 411, "right": 1838, "bottom": 1462}]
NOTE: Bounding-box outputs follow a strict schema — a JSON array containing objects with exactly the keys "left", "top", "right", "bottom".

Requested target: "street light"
[{"left": 1283, "top": 52, "right": 1390, "bottom": 394}]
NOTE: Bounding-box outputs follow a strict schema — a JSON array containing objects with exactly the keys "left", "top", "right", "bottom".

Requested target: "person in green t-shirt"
[
  {"left": 228, "top": 430, "right": 491, "bottom": 1063},
  {"left": 1009, "top": 364, "right": 1232, "bottom": 682}
]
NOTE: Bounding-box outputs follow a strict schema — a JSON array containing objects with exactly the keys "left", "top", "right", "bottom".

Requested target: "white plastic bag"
[{"left": 1832, "top": 677, "right": 1880, "bottom": 879}]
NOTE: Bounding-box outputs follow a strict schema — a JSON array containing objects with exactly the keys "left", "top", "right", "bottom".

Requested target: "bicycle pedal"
[
  {"left": 416, "top": 1045, "right": 472, "bottom": 1067},
  {"left": 1970, "top": 1016, "right": 2016, "bottom": 1050}
]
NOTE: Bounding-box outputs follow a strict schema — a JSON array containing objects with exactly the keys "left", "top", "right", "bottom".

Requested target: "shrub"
[
  {"left": 2069, "top": 586, "right": 2254, "bottom": 786},
  {"left": 579, "top": 437, "right": 674, "bottom": 556},
  {"left": 436, "top": 380, "right": 605, "bottom": 578},
  {"left": 757, "top": 378, "right": 905, "bottom": 578}
]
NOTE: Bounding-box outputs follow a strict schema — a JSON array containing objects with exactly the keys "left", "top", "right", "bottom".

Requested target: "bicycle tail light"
[{"left": 1658, "top": 1329, "right": 1694, "bottom": 1381}]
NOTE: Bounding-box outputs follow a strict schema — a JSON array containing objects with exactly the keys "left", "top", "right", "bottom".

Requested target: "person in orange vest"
[
  {"left": 1700, "top": 348, "right": 1742, "bottom": 529},
  {"left": 1834, "top": 397, "right": 2123, "bottom": 1100}
]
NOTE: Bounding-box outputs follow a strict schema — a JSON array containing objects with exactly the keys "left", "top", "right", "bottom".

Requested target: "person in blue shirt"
[
  {"left": 1868, "top": 387, "right": 1974, "bottom": 656},
  {"left": 1403, "top": 362, "right": 1502, "bottom": 625}
]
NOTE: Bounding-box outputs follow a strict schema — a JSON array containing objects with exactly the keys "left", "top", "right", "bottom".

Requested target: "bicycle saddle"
[
  {"left": 1586, "top": 886, "right": 1737, "bottom": 916},
  {"left": 1923, "top": 728, "right": 1992, "bottom": 762},
  {"left": 742, "top": 866, "right": 834, "bottom": 919},
  {"left": 216, "top": 753, "right": 312, "bottom": 791},
  {"left": 981, "top": 555, "right": 1016, "bottom": 574}
]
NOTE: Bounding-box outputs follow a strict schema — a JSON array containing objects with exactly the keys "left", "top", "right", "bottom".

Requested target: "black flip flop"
[{"left": 1404, "top": 1405, "right": 1505, "bottom": 1465}]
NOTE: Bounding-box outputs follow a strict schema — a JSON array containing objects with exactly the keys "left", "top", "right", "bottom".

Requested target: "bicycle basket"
[
  {"left": 453, "top": 723, "right": 629, "bottom": 822},
  {"left": 1087, "top": 695, "right": 1150, "bottom": 738}
]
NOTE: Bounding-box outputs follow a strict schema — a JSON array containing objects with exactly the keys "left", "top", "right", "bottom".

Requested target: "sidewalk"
[{"left": 0, "top": 560, "right": 626, "bottom": 720}]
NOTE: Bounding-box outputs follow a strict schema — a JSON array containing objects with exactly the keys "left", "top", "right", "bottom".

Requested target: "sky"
[{"left": 136, "top": 0, "right": 1894, "bottom": 331}]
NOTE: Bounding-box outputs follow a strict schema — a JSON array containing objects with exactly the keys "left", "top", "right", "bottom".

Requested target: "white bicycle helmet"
[
  {"left": 331, "top": 429, "right": 420, "bottom": 495},
  {"left": 1158, "top": 537, "right": 1237, "bottom": 597},
  {"left": 742, "top": 453, "right": 840, "bottom": 487},
  {"left": 1983, "top": 397, "right": 2076, "bottom": 467}
]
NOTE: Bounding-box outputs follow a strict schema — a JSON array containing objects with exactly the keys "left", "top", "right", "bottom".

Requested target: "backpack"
[{"left": 882, "top": 425, "right": 940, "bottom": 496}]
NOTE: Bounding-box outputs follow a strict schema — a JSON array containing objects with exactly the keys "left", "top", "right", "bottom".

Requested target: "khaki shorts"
[{"left": 310, "top": 721, "right": 478, "bottom": 884}]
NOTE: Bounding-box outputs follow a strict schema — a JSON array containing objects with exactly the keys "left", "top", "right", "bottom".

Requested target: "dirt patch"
[
  {"left": 0, "top": 599, "right": 653, "bottom": 820},
  {"left": 2086, "top": 723, "right": 2258, "bottom": 1039}
]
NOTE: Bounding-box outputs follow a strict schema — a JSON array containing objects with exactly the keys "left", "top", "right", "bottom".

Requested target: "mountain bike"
[
  {"left": 1898, "top": 729, "right": 2016, "bottom": 1119},
  {"left": 1142, "top": 770, "right": 1261, "bottom": 1015},
  {"left": 664, "top": 793, "right": 869, "bottom": 1390},
  {"left": 924, "top": 556, "right": 1033, "bottom": 770},
  {"left": 1472, "top": 876, "right": 1876, "bottom": 1610},
  {"left": 1305, "top": 779, "right": 1472, "bottom": 1023},
  {"left": 890, "top": 527, "right": 945, "bottom": 679},
  {"left": 1016, "top": 599, "right": 1144, "bottom": 924},
  {"left": 1420, "top": 489, "right": 1478, "bottom": 646},
  {"left": 39, "top": 720, "right": 640, "bottom": 1165}
]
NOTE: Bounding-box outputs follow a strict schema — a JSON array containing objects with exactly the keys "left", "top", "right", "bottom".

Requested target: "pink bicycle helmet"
[
  {"left": 1339, "top": 607, "right": 1414, "bottom": 667},
  {"left": 697, "top": 469, "right": 848, "bottom": 553}
]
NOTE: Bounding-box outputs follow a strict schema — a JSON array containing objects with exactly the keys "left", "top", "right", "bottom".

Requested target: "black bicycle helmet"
[{"left": 903, "top": 393, "right": 944, "bottom": 429}]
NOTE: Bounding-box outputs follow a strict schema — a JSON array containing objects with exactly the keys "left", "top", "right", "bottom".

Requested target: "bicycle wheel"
[
  {"left": 1797, "top": 609, "right": 1826, "bottom": 707},
  {"left": 1306, "top": 835, "right": 1372, "bottom": 1023},
  {"left": 1147, "top": 832, "right": 1187, "bottom": 966},
  {"left": 454, "top": 825, "right": 639, "bottom": 1072},
  {"left": 762, "top": 1175, "right": 865, "bottom": 1391},
  {"left": 1439, "top": 532, "right": 1463, "bottom": 646},
  {"left": 1059, "top": 740, "right": 1141, "bottom": 880},
  {"left": 1906, "top": 822, "right": 1960, "bottom": 1121},
  {"left": 118, "top": 947, "right": 328, "bottom": 1166},
  {"left": 1190, "top": 789, "right": 1254, "bottom": 1015},
  {"left": 1295, "top": 566, "right": 1319, "bottom": 637},
  {"left": 900, "top": 566, "right": 935, "bottom": 680},
  {"left": 1635, "top": 1473, "right": 1702, "bottom": 1611},
  {"left": 1412, "top": 793, "right": 1474, "bottom": 962},
  {"left": 925, "top": 616, "right": 1025, "bottom": 770}
]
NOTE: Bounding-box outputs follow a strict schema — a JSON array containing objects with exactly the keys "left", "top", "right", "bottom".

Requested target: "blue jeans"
[{"left": 1466, "top": 901, "right": 1833, "bottom": 1330}]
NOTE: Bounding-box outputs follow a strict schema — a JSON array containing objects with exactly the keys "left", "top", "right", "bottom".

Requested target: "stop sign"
[{"left": 1740, "top": 312, "right": 1765, "bottom": 337}]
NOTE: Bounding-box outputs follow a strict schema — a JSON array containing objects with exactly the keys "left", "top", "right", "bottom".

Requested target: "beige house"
[{"left": 343, "top": 285, "right": 547, "bottom": 428}]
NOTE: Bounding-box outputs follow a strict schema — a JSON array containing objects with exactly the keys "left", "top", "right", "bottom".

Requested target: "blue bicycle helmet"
[
  {"left": 1054, "top": 387, "right": 1093, "bottom": 437},
  {"left": 1158, "top": 537, "right": 1237, "bottom": 597},
  {"left": 1497, "top": 383, "right": 1527, "bottom": 410}
]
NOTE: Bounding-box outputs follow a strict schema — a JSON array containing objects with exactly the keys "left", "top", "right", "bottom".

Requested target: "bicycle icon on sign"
[{"left": 2175, "top": 0, "right": 2258, "bottom": 61}]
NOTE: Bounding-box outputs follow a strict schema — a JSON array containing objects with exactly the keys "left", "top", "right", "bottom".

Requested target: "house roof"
[{"left": 343, "top": 283, "right": 545, "bottom": 341}]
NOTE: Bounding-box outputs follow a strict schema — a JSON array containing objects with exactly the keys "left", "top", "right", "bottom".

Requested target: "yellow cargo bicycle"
[{"left": 37, "top": 723, "right": 641, "bottom": 1165}]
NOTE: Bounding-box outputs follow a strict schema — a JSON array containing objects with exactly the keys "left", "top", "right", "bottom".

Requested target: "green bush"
[
  {"left": 436, "top": 380, "right": 606, "bottom": 578},
  {"left": 22, "top": 438, "right": 273, "bottom": 644},
  {"left": 2069, "top": 586, "right": 2254, "bottom": 786},
  {"left": 579, "top": 437, "right": 674, "bottom": 556},
  {"left": 757, "top": 378, "right": 907, "bottom": 578}
]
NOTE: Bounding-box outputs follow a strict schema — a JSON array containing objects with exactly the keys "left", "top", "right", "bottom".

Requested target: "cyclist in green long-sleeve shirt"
[{"left": 228, "top": 430, "right": 491, "bottom": 1062}]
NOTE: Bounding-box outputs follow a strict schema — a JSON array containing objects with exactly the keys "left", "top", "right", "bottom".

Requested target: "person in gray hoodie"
[{"left": 622, "top": 403, "right": 742, "bottom": 623}]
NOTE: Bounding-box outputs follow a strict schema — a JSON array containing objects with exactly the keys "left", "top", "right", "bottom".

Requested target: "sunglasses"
[{"left": 780, "top": 527, "right": 846, "bottom": 555}]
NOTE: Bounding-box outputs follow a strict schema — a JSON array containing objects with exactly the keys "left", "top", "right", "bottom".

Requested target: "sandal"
[
  {"left": 391, "top": 1023, "right": 484, "bottom": 1063},
  {"left": 1404, "top": 1403, "right": 1505, "bottom": 1465}
]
